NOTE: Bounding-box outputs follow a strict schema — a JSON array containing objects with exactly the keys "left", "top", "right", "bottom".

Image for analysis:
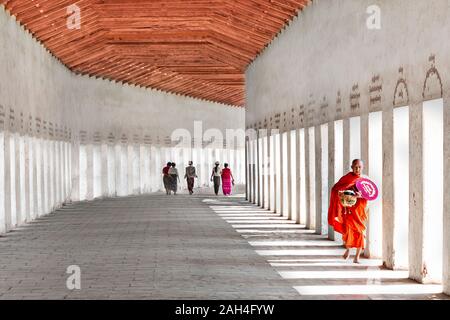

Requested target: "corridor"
[{"left": 0, "top": 191, "right": 446, "bottom": 300}]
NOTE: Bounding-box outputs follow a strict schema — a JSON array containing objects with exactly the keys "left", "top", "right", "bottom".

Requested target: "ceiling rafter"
[{"left": 1, "top": 0, "right": 311, "bottom": 107}]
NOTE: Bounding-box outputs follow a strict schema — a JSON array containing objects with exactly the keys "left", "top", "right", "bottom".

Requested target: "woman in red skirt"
[{"left": 220, "top": 163, "right": 235, "bottom": 196}]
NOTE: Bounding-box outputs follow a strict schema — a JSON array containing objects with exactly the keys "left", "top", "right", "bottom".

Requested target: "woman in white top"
[{"left": 210, "top": 161, "right": 221, "bottom": 195}]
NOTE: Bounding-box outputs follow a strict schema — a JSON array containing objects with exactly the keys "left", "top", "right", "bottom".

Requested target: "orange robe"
[{"left": 328, "top": 172, "right": 368, "bottom": 249}]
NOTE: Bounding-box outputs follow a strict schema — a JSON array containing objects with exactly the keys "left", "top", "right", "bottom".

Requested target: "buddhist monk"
[{"left": 328, "top": 159, "right": 368, "bottom": 263}]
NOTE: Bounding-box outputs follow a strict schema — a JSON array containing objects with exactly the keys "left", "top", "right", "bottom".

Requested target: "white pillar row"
[
  {"left": 269, "top": 132, "right": 276, "bottom": 212},
  {"left": 443, "top": 93, "right": 450, "bottom": 295}
]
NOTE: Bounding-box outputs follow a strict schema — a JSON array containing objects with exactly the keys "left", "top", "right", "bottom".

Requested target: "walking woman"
[
  {"left": 210, "top": 161, "right": 221, "bottom": 195},
  {"left": 184, "top": 161, "right": 197, "bottom": 195},
  {"left": 168, "top": 162, "right": 180, "bottom": 195},
  {"left": 221, "top": 163, "right": 234, "bottom": 196},
  {"left": 162, "top": 162, "right": 172, "bottom": 195}
]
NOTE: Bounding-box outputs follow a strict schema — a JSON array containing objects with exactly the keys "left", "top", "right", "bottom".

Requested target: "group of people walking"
[{"left": 162, "top": 161, "right": 234, "bottom": 196}]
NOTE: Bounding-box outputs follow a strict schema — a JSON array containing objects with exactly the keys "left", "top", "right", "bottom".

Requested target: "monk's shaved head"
[{"left": 351, "top": 159, "right": 363, "bottom": 176}]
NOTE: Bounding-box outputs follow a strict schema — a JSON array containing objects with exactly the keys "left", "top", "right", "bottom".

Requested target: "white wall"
[{"left": 245, "top": 0, "right": 449, "bottom": 292}]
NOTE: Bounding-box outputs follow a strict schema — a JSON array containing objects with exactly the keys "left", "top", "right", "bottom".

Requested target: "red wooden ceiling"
[{"left": 1, "top": 0, "right": 311, "bottom": 107}]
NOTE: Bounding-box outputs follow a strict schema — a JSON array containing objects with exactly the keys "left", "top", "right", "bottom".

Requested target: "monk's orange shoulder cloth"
[{"left": 328, "top": 173, "right": 368, "bottom": 238}]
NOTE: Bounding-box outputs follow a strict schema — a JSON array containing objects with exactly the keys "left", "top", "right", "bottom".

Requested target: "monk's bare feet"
[
  {"left": 343, "top": 249, "right": 350, "bottom": 260},
  {"left": 353, "top": 258, "right": 361, "bottom": 264}
]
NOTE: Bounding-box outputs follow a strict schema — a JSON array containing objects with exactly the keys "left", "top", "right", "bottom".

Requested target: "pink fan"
[{"left": 355, "top": 178, "right": 379, "bottom": 201}]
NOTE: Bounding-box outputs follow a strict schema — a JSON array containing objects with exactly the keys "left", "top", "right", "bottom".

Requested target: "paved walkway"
[
  {"left": 214, "top": 199, "right": 448, "bottom": 300},
  {"left": 0, "top": 188, "right": 448, "bottom": 300}
]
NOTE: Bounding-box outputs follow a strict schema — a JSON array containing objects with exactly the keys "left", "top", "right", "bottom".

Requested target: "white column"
[
  {"left": 107, "top": 144, "right": 116, "bottom": 196},
  {"left": 382, "top": 105, "right": 395, "bottom": 269},
  {"left": 258, "top": 134, "right": 264, "bottom": 208},
  {"left": 286, "top": 132, "right": 292, "bottom": 220},
  {"left": 86, "top": 144, "right": 94, "bottom": 201},
  {"left": 71, "top": 141, "right": 80, "bottom": 202},
  {"left": 132, "top": 144, "right": 140, "bottom": 195},
  {"left": 17, "top": 134, "right": 26, "bottom": 225},
  {"left": 408, "top": 101, "right": 423, "bottom": 277},
  {"left": 265, "top": 134, "right": 271, "bottom": 210},
  {"left": 28, "top": 136, "right": 36, "bottom": 221},
  {"left": 127, "top": 144, "right": 134, "bottom": 196},
  {"left": 278, "top": 133, "right": 284, "bottom": 215},
  {"left": 48, "top": 140, "right": 55, "bottom": 211},
  {"left": 93, "top": 144, "right": 102, "bottom": 198},
  {"left": 0, "top": 131, "right": 7, "bottom": 233},
  {"left": 60, "top": 141, "right": 66, "bottom": 204},
  {"left": 295, "top": 129, "right": 302, "bottom": 224},
  {"left": 327, "top": 122, "right": 335, "bottom": 239},
  {"left": 10, "top": 134, "right": 17, "bottom": 226},
  {"left": 54, "top": 140, "right": 60, "bottom": 207},
  {"left": 269, "top": 133, "right": 276, "bottom": 212},
  {"left": 443, "top": 94, "right": 450, "bottom": 295},
  {"left": 306, "top": 127, "right": 316, "bottom": 230},
  {"left": 314, "top": 126, "right": 322, "bottom": 234},
  {"left": 366, "top": 112, "right": 383, "bottom": 258},
  {"left": 101, "top": 143, "right": 108, "bottom": 198},
  {"left": 36, "top": 138, "right": 44, "bottom": 215},
  {"left": 20, "top": 134, "right": 28, "bottom": 224}
]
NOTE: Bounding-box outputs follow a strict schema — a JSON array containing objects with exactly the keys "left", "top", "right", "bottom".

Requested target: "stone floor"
[{"left": 0, "top": 187, "right": 448, "bottom": 300}]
